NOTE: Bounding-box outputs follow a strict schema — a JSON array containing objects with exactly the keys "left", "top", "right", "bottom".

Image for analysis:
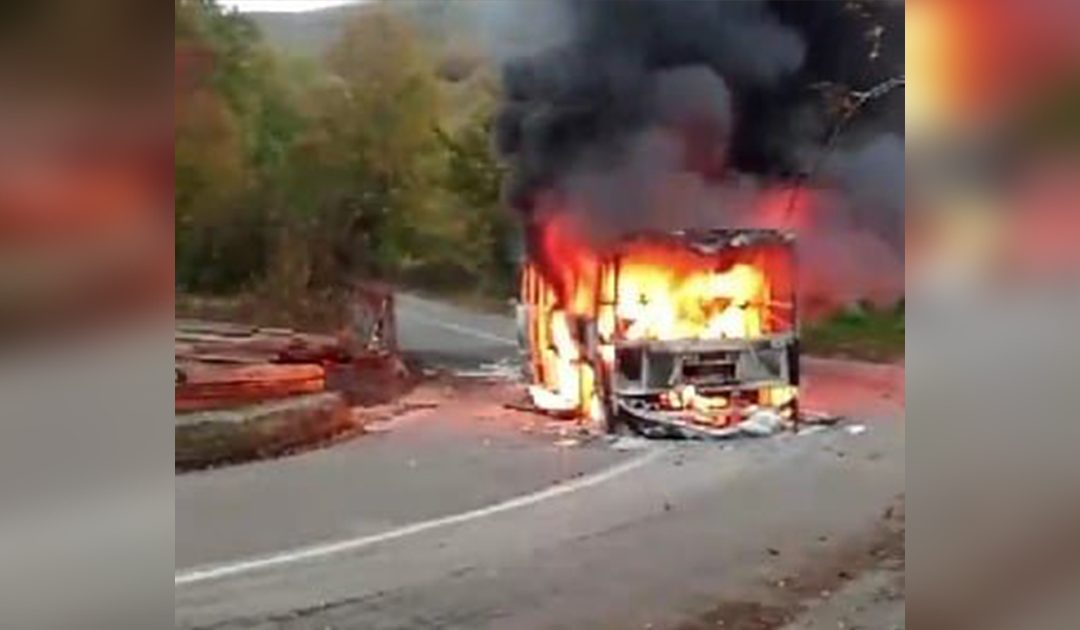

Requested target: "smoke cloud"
[
  {"left": 492, "top": 0, "right": 904, "bottom": 311},
  {"left": 496, "top": 0, "right": 805, "bottom": 211}
]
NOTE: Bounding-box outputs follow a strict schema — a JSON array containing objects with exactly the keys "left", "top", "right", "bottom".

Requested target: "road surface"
[
  {"left": 176, "top": 294, "right": 904, "bottom": 629},
  {"left": 394, "top": 294, "right": 520, "bottom": 369}
]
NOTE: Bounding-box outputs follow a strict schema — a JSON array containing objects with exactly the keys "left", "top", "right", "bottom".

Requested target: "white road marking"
[
  {"left": 398, "top": 308, "right": 518, "bottom": 346},
  {"left": 176, "top": 447, "right": 666, "bottom": 586}
]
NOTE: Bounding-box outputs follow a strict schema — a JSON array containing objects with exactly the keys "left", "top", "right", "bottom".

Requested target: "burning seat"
[{"left": 520, "top": 228, "right": 798, "bottom": 436}]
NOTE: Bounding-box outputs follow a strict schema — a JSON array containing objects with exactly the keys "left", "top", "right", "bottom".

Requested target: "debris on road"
[
  {"left": 493, "top": 365, "right": 849, "bottom": 448},
  {"left": 503, "top": 391, "right": 579, "bottom": 420},
  {"left": 357, "top": 401, "right": 440, "bottom": 433},
  {"left": 845, "top": 424, "right": 868, "bottom": 436},
  {"left": 800, "top": 410, "right": 844, "bottom": 426},
  {"left": 607, "top": 435, "right": 653, "bottom": 451},
  {"left": 737, "top": 408, "right": 785, "bottom": 437},
  {"left": 527, "top": 385, "right": 578, "bottom": 415},
  {"left": 453, "top": 358, "right": 522, "bottom": 380}
]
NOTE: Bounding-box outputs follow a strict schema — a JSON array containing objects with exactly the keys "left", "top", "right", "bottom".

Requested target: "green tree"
[
  {"left": 175, "top": 0, "right": 303, "bottom": 291},
  {"left": 175, "top": 0, "right": 517, "bottom": 303},
  {"left": 436, "top": 109, "right": 513, "bottom": 294},
  {"left": 277, "top": 6, "right": 442, "bottom": 286}
]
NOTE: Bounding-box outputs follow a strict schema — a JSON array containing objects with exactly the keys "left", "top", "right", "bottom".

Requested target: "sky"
[{"left": 220, "top": 0, "right": 361, "bottom": 13}]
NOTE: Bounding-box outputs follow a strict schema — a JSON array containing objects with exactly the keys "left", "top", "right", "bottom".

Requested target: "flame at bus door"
[{"left": 526, "top": 307, "right": 600, "bottom": 417}]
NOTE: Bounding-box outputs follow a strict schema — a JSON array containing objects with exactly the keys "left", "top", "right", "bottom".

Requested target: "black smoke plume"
[
  {"left": 492, "top": 0, "right": 904, "bottom": 310},
  {"left": 494, "top": 0, "right": 903, "bottom": 222}
]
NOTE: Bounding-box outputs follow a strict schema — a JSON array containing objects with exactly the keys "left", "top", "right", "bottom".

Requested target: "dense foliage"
[{"left": 175, "top": 0, "right": 509, "bottom": 297}]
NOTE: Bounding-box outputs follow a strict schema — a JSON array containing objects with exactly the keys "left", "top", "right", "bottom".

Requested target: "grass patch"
[{"left": 802, "top": 302, "right": 904, "bottom": 363}]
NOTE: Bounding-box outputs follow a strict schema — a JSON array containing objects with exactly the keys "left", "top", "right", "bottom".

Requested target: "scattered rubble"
[
  {"left": 800, "top": 410, "right": 843, "bottom": 425},
  {"left": 527, "top": 385, "right": 578, "bottom": 415},
  {"left": 453, "top": 358, "right": 522, "bottom": 380},
  {"left": 796, "top": 425, "right": 829, "bottom": 437},
  {"left": 607, "top": 435, "right": 654, "bottom": 451},
  {"left": 359, "top": 401, "right": 440, "bottom": 433},
  {"left": 737, "top": 408, "right": 785, "bottom": 437},
  {"left": 504, "top": 394, "right": 851, "bottom": 445},
  {"left": 618, "top": 402, "right": 847, "bottom": 441}
]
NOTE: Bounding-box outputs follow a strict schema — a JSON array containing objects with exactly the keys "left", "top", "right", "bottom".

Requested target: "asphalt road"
[
  {"left": 394, "top": 294, "right": 520, "bottom": 369},
  {"left": 176, "top": 294, "right": 904, "bottom": 630}
]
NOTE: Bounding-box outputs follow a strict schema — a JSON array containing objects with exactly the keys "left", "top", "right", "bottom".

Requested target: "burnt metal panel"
[
  {"left": 643, "top": 349, "right": 676, "bottom": 389},
  {"left": 615, "top": 346, "right": 643, "bottom": 384},
  {"left": 611, "top": 333, "right": 797, "bottom": 396}
]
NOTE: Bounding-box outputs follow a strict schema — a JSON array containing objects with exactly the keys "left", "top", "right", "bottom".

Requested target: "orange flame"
[
  {"left": 616, "top": 247, "right": 766, "bottom": 341},
  {"left": 526, "top": 219, "right": 793, "bottom": 419}
]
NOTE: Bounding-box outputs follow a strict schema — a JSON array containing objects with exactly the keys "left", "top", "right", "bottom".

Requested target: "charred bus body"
[{"left": 520, "top": 228, "right": 799, "bottom": 437}]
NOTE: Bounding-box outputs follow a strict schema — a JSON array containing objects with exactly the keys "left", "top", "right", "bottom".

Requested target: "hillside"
[
  {"left": 248, "top": 1, "right": 496, "bottom": 129},
  {"left": 248, "top": 1, "right": 481, "bottom": 59},
  {"left": 247, "top": 4, "right": 361, "bottom": 58}
]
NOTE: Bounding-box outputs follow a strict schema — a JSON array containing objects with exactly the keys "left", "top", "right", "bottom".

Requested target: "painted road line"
[{"left": 176, "top": 446, "right": 667, "bottom": 586}]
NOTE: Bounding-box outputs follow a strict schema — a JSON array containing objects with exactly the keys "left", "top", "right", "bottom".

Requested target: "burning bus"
[{"left": 520, "top": 223, "right": 799, "bottom": 437}]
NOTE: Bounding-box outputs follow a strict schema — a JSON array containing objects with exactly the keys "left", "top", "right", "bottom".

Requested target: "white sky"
[{"left": 220, "top": 0, "right": 361, "bottom": 13}]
